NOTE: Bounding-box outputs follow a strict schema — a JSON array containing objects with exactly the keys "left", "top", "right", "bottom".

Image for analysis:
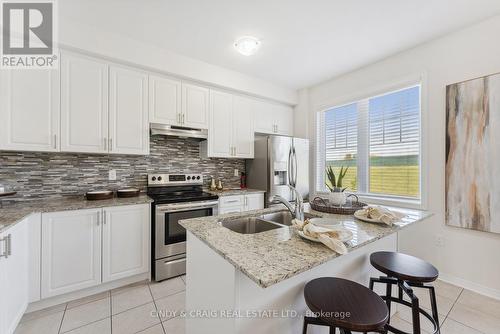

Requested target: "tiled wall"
[{"left": 0, "top": 136, "right": 245, "bottom": 200}]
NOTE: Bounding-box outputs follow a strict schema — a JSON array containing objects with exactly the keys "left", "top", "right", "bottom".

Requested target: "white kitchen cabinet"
[
  {"left": 182, "top": 83, "right": 209, "bottom": 129},
  {"left": 109, "top": 65, "right": 150, "bottom": 155},
  {"left": 254, "top": 100, "right": 294, "bottom": 136},
  {"left": 40, "top": 204, "right": 150, "bottom": 298},
  {"left": 0, "top": 67, "right": 60, "bottom": 152},
  {"left": 60, "top": 51, "right": 109, "bottom": 153},
  {"left": 102, "top": 205, "right": 149, "bottom": 283},
  {"left": 244, "top": 193, "right": 265, "bottom": 211},
  {"left": 232, "top": 96, "right": 255, "bottom": 158},
  {"left": 219, "top": 193, "right": 264, "bottom": 214},
  {"left": 0, "top": 217, "right": 29, "bottom": 334},
  {"left": 41, "top": 209, "right": 102, "bottom": 298},
  {"left": 207, "top": 90, "right": 233, "bottom": 157},
  {"left": 149, "top": 74, "right": 182, "bottom": 125},
  {"left": 202, "top": 90, "right": 254, "bottom": 159},
  {"left": 274, "top": 104, "right": 294, "bottom": 136},
  {"left": 28, "top": 213, "right": 42, "bottom": 303}
]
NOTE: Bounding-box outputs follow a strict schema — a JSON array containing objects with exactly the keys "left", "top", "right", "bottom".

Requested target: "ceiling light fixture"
[{"left": 234, "top": 36, "right": 261, "bottom": 56}]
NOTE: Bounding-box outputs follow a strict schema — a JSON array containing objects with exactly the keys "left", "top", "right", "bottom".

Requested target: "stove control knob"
[
  {"left": 157, "top": 176, "right": 162, "bottom": 181},
  {"left": 151, "top": 176, "right": 156, "bottom": 181},
  {"left": 187, "top": 176, "right": 191, "bottom": 180},
  {"left": 196, "top": 176, "right": 201, "bottom": 180}
]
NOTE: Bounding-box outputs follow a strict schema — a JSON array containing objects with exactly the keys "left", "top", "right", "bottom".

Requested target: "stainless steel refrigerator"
[{"left": 246, "top": 135, "right": 309, "bottom": 206}]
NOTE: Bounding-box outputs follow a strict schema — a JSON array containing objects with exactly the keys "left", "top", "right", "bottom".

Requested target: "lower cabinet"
[
  {"left": 41, "top": 204, "right": 150, "bottom": 299},
  {"left": 102, "top": 205, "right": 149, "bottom": 282},
  {"left": 0, "top": 216, "right": 29, "bottom": 334},
  {"left": 218, "top": 193, "right": 264, "bottom": 215}
]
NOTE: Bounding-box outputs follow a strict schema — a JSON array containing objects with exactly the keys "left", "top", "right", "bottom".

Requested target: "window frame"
[{"left": 313, "top": 74, "right": 428, "bottom": 210}]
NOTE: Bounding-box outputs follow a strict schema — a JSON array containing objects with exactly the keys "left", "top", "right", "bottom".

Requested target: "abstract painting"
[{"left": 446, "top": 73, "right": 500, "bottom": 234}]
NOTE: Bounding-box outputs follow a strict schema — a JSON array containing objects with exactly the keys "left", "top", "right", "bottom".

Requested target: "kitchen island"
[{"left": 179, "top": 205, "right": 431, "bottom": 334}]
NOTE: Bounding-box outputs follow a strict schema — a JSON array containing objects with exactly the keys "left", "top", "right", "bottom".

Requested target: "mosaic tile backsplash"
[{"left": 0, "top": 135, "right": 245, "bottom": 200}]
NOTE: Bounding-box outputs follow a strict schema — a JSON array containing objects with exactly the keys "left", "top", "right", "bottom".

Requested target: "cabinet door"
[
  {"left": 0, "top": 68, "right": 59, "bottom": 152},
  {"left": 232, "top": 96, "right": 254, "bottom": 158},
  {"left": 60, "top": 52, "right": 108, "bottom": 153},
  {"left": 254, "top": 100, "right": 275, "bottom": 134},
  {"left": 149, "top": 75, "right": 181, "bottom": 125},
  {"left": 208, "top": 90, "right": 233, "bottom": 157},
  {"left": 109, "top": 66, "right": 149, "bottom": 155},
  {"left": 182, "top": 83, "right": 209, "bottom": 129},
  {"left": 274, "top": 104, "right": 294, "bottom": 136},
  {"left": 244, "top": 193, "right": 264, "bottom": 211},
  {"left": 102, "top": 205, "right": 149, "bottom": 283},
  {"left": 41, "top": 209, "right": 101, "bottom": 298},
  {"left": 0, "top": 218, "right": 29, "bottom": 334}
]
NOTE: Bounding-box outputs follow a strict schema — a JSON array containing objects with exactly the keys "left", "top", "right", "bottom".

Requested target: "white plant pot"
[{"left": 329, "top": 192, "right": 347, "bottom": 206}]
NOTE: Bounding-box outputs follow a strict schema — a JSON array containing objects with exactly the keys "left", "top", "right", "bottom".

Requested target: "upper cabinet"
[
  {"left": 60, "top": 52, "right": 108, "bottom": 153},
  {"left": 149, "top": 75, "right": 181, "bottom": 125},
  {"left": 109, "top": 66, "right": 149, "bottom": 155},
  {"left": 182, "top": 83, "right": 209, "bottom": 129},
  {"left": 0, "top": 68, "right": 60, "bottom": 152},
  {"left": 149, "top": 76, "right": 209, "bottom": 129},
  {"left": 201, "top": 90, "right": 254, "bottom": 159},
  {"left": 60, "top": 52, "right": 149, "bottom": 155},
  {"left": 254, "top": 100, "right": 294, "bottom": 136}
]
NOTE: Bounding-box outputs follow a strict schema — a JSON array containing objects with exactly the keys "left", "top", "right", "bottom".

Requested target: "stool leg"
[
  {"left": 302, "top": 317, "right": 309, "bottom": 334},
  {"left": 411, "top": 295, "right": 421, "bottom": 334},
  {"left": 329, "top": 326, "right": 336, "bottom": 334},
  {"left": 369, "top": 277, "right": 375, "bottom": 290},
  {"left": 429, "top": 286, "right": 441, "bottom": 334},
  {"left": 386, "top": 280, "right": 393, "bottom": 319}
]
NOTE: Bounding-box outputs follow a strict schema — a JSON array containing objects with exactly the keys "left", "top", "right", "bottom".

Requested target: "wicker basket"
[{"left": 310, "top": 196, "right": 367, "bottom": 215}]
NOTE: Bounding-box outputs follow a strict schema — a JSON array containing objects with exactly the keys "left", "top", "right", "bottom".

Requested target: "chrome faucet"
[{"left": 271, "top": 186, "right": 305, "bottom": 221}]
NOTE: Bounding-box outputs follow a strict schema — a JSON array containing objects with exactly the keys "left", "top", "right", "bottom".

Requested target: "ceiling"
[{"left": 59, "top": 0, "right": 500, "bottom": 90}]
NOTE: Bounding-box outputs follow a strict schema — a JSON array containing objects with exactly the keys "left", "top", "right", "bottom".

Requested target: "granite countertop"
[
  {"left": 179, "top": 205, "right": 432, "bottom": 288},
  {"left": 0, "top": 195, "right": 153, "bottom": 234},
  {"left": 206, "top": 188, "right": 265, "bottom": 197}
]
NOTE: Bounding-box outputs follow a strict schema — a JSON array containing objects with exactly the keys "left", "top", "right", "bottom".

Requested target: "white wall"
[
  {"left": 59, "top": 21, "right": 297, "bottom": 105},
  {"left": 301, "top": 15, "right": 500, "bottom": 297}
]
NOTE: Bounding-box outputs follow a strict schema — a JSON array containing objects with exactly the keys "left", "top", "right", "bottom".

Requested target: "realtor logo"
[{"left": 1, "top": 0, "right": 58, "bottom": 68}]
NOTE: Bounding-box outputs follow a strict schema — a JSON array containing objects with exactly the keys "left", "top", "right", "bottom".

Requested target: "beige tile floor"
[
  {"left": 15, "top": 275, "right": 187, "bottom": 334},
  {"left": 14, "top": 277, "right": 500, "bottom": 334}
]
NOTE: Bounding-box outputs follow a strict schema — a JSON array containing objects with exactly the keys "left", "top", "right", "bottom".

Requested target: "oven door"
[{"left": 155, "top": 200, "right": 218, "bottom": 259}]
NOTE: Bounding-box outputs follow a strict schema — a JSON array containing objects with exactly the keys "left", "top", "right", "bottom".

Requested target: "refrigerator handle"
[
  {"left": 293, "top": 147, "right": 298, "bottom": 187},
  {"left": 287, "top": 148, "right": 293, "bottom": 186}
]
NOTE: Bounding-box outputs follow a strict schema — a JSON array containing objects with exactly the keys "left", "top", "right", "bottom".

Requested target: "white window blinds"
[{"left": 316, "top": 85, "right": 421, "bottom": 199}]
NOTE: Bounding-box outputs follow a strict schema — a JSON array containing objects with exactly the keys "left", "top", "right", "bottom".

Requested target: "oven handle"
[{"left": 156, "top": 200, "right": 219, "bottom": 212}]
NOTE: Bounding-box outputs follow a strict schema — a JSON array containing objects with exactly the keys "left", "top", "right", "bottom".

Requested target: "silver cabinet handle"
[
  {"left": 97, "top": 212, "right": 100, "bottom": 226},
  {"left": 109, "top": 138, "right": 112, "bottom": 151},
  {"left": 53, "top": 134, "right": 57, "bottom": 149},
  {"left": 182, "top": 113, "right": 185, "bottom": 124},
  {"left": 103, "top": 211, "right": 106, "bottom": 225},
  {"left": 104, "top": 137, "right": 107, "bottom": 151}
]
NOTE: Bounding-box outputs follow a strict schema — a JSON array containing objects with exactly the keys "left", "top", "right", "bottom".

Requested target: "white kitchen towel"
[
  {"left": 302, "top": 223, "right": 350, "bottom": 254},
  {"left": 358, "top": 205, "right": 406, "bottom": 225}
]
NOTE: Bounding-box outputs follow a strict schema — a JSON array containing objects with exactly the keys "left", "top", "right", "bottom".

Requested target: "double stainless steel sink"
[{"left": 219, "top": 210, "right": 318, "bottom": 234}]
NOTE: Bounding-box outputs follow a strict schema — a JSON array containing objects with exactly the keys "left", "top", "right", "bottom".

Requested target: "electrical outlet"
[
  {"left": 435, "top": 235, "right": 445, "bottom": 247},
  {"left": 234, "top": 169, "right": 239, "bottom": 177},
  {"left": 109, "top": 169, "right": 117, "bottom": 181}
]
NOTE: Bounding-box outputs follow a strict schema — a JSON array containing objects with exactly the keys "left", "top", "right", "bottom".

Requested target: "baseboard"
[
  {"left": 439, "top": 272, "right": 500, "bottom": 301},
  {"left": 26, "top": 272, "right": 150, "bottom": 313}
]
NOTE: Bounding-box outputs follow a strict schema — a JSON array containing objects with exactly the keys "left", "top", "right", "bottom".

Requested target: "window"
[{"left": 316, "top": 85, "right": 421, "bottom": 200}]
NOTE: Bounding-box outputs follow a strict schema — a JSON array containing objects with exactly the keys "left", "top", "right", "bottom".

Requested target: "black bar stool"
[
  {"left": 303, "top": 277, "right": 389, "bottom": 334},
  {"left": 369, "top": 251, "right": 440, "bottom": 334}
]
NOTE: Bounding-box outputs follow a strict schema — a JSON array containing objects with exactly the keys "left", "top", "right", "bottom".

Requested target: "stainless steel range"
[{"left": 147, "top": 174, "right": 218, "bottom": 281}]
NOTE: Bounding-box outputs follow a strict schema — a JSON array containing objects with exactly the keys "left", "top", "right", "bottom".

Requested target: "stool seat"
[
  {"left": 304, "top": 277, "right": 388, "bottom": 332},
  {"left": 370, "top": 251, "right": 438, "bottom": 283}
]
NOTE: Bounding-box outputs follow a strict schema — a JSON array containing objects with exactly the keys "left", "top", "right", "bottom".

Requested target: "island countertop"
[
  {"left": 0, "top": 195, "right": 153, "bottom": 234},
  {"left": 179, "top": 205, "right": 432, "bottom": 288}
]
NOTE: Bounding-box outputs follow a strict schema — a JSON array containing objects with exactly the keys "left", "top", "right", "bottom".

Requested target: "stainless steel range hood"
[{"left": 150, "top": 123, "right": 208, "bottom": 139}]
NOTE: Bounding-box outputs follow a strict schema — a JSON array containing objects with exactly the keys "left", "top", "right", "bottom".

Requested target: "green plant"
[{"left": 325, "top": 166, "right": 349, "bottom": 192}]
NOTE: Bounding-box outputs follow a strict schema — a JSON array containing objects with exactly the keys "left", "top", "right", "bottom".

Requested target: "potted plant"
[{"left": 326, "top": 166, "right": 348, "bottom": 206}]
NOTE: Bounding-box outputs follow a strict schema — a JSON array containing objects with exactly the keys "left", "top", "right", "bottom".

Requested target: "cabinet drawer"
[{"left": 219, "top": 195, "right": 244, "bottom": 208}]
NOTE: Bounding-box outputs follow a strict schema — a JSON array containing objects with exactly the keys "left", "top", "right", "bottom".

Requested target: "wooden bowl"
[
  {"left": 86, "top": 190, "right": 114, "bottom": 201},
  {"left": 116, "top": 188, "right": 140, "bottom": 198}
]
